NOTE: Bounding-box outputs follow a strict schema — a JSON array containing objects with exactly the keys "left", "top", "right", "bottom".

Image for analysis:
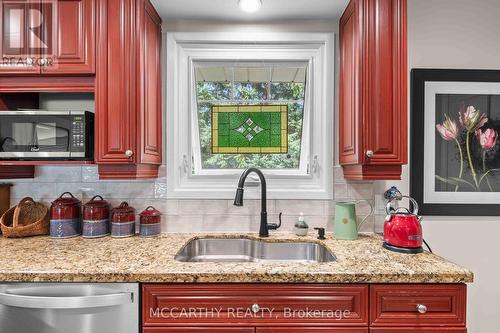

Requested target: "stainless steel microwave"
[{"left": 0, "top": 110, "right": 94, "bottom": 160}]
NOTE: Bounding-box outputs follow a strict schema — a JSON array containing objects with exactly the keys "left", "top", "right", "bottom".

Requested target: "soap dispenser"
[{"left": 294, "top": 212, "right": 309, "bottom": 236}]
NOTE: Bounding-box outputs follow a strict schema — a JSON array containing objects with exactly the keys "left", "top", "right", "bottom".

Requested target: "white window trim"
[{"left": 166, "top": 32, "right": 334, "bottom": 200}]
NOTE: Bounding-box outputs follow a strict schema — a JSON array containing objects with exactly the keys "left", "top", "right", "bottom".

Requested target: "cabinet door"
[
  {"left": 143, "top": 329, "right": 255, "bottom": 333},
  {"left": 0, "top": 0, "right": 41, "bottom": 74},
  {"left": 95, "top": 0, "right": 136, "bottom": 163},
  {"left": 142, "top": 284, "right": 369, "bottom": 327},
  {"left": 339, "top": 0, "right": 362, "bottom": 165},
  {"left": 362, "top": 0, "right": 407, "bottom": 166},
  {"left": 258, "top": 329, "right": 368, "bottom": 333},
  {"left": 41, "top": 0, "right": 95, "bottom": 74},
  {"left": 370, "top": 329, "right": 466, "bottom": 333},
  {"left": 136, "top": 0, "right": 162, "bottom": 165},
  {"left": 370, "top": 284, "right": 466, "bottom": 327}
]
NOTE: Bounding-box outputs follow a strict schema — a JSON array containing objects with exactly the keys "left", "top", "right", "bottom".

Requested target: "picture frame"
[{"left": 411, "top": 69, "right": 500, "bottom": 216}]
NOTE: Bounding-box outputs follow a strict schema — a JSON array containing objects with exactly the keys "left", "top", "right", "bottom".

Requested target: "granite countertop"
[{"left": 0, "top": 233, "right": 473, "bottom": 283}]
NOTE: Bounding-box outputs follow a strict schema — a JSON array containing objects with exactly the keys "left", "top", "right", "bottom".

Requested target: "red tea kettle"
[{"left": 383, "top": 196, "right": 423, "bottom": 254}]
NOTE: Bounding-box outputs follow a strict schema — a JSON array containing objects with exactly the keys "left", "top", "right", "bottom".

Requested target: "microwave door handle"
[
  {"left": 31, "top": 122, "right": 38, "bottom": 147},
  {"left": 0, "top": 291, "right": 134, "bottom": 309}
]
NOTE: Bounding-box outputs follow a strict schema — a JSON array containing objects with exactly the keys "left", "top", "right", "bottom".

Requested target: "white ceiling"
[{"left": 150, "top": 0, "right": 349, "bottom": 22}]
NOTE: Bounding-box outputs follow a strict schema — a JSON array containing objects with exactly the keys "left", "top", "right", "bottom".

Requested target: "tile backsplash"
[{"left": 5, "top": 165, "right": 387, "bottom": 234}]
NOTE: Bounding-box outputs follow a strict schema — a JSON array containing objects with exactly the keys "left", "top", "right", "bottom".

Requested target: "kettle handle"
[{"left": 385, "top": 195, "right": 419, "bottom": 215}]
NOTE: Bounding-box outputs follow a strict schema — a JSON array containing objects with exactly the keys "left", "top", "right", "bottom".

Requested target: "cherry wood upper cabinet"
[
  {"left": 0, "top": 0, "right": 41, "bottom": 74},
  {"left": 41, "top": 0, "right": 95, "bottom": 74},
  {"left": 0, "top": 0, "right": 95, "bottom": 75},
  {"left": 137, "top": 0, "right": 162, "bottom": 165},
  {"left": 339, "top": 0, "right": 407, "bottom": 180},
  {"left": 95, "top": 0, "right": 162, "bottom": 179}
]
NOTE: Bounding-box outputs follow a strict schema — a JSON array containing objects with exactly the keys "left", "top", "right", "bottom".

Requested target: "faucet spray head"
[{"left": 233, "top": 187, "right": 244, "bottom": 206}]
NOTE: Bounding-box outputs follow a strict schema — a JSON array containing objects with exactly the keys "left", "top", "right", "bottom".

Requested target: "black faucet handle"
[
  {"left": 314, "top": 227, "right": 326, "bottom": 240},
  {"left": 267, "top": 212, "right": 282, "bottom": 231}
]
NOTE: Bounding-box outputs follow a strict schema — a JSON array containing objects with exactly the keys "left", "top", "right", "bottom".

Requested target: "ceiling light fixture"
[{"left": 238, "top": 0, "right": 262, "bottom": 13}]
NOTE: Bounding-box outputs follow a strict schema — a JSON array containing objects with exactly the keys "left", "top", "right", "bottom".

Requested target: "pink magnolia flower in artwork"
[
  {"left": 436, "top": 115, "right": 459, "bottom": 141},
  {"left": 459, "top": 106, "right": 488, "bottom": 131},
  {"left": 476, "top": 128, "right": 498, "bottom": 150}
]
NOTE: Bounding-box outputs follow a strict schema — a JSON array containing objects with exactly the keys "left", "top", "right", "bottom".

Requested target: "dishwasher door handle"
[{"left": 0, "top": 291, "right": 134, "bottom": 309}]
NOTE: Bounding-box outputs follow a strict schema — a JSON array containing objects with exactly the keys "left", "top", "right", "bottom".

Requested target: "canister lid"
[
  {"left": 140, "top": 206, "right": 161, "bottom": 217},
  {"left": 84, "top": 195, "right": 109, "bottom": 208},
  {"left": 52, "top": 192, "right": 81, "bottom": 206},
  {"left": 112, "top": 201, "right": 135, "bottom": 214}
]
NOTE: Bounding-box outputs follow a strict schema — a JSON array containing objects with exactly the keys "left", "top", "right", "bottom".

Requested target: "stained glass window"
[
  {"left": 211, "top": 105, "right": 288, "bottom": 154},
  {"left": 194, "top": 61, "right": 307, "bottom": 170}
]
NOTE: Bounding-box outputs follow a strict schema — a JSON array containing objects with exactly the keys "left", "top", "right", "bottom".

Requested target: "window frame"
[{"left": 166, "top": 32, "right": 335, "bottom": 200}]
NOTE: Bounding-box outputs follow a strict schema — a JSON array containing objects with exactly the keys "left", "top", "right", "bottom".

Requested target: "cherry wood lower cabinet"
[
  {"left": 144, "top": 329, "right": 255, "bottom": 333},
  {"left": 370, "top": 329, "right": 466, "bottom": 333},
  {"left": 142, "top": 284, "right": 467, "bottom": 332},
  {"left": 144, "top": 328, "right": 369, "bottom": 333},
  {"left": 370, "top": 285, "right": 466, "bottom": 327},
  {"left": 143, "top": 284, "right": 368, "bottom": 327},
  {"left": 258, "top": 329, "right": 369, "bottom": 333}
]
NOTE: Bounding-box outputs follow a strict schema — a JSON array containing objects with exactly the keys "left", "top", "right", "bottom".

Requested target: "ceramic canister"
[
  {"left": 111, "top": 202, "right": 136, "bottom": 238},
  {"left": 82, "top": 195, "right": 110, "bottom": 238},
  {"left": 139, "top": 206, "right": 161, "bottom": 237},
  {"left": 50, "top": 192, "right": 82, "bottom": 238}
]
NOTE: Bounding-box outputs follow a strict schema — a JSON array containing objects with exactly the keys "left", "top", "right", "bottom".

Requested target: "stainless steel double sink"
[{"left": 174, "top": 237, "right": 336, "bottom": 263}]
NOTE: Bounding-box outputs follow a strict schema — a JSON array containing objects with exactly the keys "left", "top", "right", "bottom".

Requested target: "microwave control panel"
[{"left": 71, "top": 116, "right": 86, "bottom": 152}]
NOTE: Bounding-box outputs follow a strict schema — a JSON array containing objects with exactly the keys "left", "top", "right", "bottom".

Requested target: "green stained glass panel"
[{"left": 212, "top": 105, "right": 288, "bottom": 154}]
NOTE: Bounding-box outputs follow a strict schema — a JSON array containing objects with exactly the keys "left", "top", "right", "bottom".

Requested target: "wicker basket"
[{"left": 0, "top": 197, "right": 49, "bottom": 238}]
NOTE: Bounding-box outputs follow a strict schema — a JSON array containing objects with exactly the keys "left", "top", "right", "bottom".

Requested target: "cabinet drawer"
[
  {"left": 370, "top": 285, "right": 466, "bottom": 327},
  {"left": 258, "top": 328, "right": 368, "bottom": 333},
  {"left": 144, "top": 328, "right": 255, "bottom": 333},
  {"left": 370, "top": 328, "right": 466, "bottom": 333},
  {"left": 143, "top": 284, "right": 369, "bottom": 327}
]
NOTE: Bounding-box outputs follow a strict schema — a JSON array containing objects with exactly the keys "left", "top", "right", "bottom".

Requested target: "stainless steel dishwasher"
[{"left": 0, "top": 283, "right": 138, "bottom": 333}]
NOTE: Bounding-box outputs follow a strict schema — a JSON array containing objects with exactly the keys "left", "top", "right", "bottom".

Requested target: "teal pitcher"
[{"left": 334, "top": 200, "right": 374, "bottom": 240}]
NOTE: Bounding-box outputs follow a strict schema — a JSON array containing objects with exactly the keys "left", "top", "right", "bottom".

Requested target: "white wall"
[{"left": 377, "top": 0, "right": 500, "bottom": 331}]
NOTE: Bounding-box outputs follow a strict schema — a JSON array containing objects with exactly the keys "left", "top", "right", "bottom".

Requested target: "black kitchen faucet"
[{"left": 234, "top": 168, "right": 281, "bottom": 237}]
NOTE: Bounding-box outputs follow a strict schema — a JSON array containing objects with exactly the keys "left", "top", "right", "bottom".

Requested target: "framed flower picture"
[{"left": 411, "top": 69, "right": 500, "bottom": 215}]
